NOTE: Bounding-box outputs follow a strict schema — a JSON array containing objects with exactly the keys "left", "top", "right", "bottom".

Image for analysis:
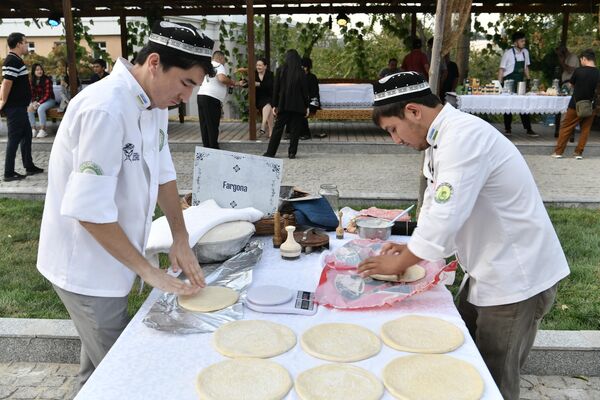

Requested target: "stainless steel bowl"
[
  {"left": 193, "top": 221, "right": 255, "bottom": 263},
  {"left": 356, "top": 217, "right": 392, "bottom": 240}
]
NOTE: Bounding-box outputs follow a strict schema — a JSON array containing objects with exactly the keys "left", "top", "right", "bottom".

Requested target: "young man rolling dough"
[{"left": 357, "top": 72, "right": 569, "bottom": 400}]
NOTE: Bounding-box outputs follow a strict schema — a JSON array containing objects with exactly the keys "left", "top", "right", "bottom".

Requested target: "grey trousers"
[
  {"left": 53, "top": 285, "right": 129, "bottom": 393},
  {"left": 457, "top": 281, "right": 558, "bottom": 400}
]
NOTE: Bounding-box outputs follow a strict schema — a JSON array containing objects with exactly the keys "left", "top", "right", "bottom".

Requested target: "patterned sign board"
[{"left": 192, "top": 147, "right": 283, "bottom": 216}]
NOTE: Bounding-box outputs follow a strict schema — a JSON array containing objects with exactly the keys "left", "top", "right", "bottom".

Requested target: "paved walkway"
[{"left": 1, "top": 362, "right": 599, "bottom": 399}]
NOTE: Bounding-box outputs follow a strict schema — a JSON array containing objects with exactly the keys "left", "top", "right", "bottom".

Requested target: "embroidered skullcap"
[
  {"left": 373, "top": 71, "right": 432, "bottom": 106},
  {"left": 148, "top": 21, "right": 214, "bottom": 60}
]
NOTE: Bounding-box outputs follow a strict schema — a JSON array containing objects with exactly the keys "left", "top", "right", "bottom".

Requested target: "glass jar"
[{"left": 319, "top": 184, "right": 339, "bottom": 214}]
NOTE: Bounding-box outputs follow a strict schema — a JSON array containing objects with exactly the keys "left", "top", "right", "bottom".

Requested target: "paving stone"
[
  {"left": 0, "top": 375, "right": 16, "bottom": 386},
  {"left": 40, "top": 375, "right": 65, "bottom": 387},
  {"left": 538, "top": 375, "right": 568, "bottom": 389},
  {"left": 521, "top": 374, "right": 540, "bottom": 389},
  {"left": 5, "top": 364, "right": 33, "bottom": 377},
  {"left": 54, "top": 365, "right": 78, "bottom": 377},
  {"left": 519, "top": 387, "right": 549, "bottom": 400},
  {"left": 0, "top": 387, "right": 16, "bottom": 400},
  {"left": 9, "top": 386, "right": 42, "bottom": 399},
  {"left": 14, "top": 371, "right": 47, "bottom": 386},
  {"left": 564, "top": 376, "right": 595, "bottom": 389},
  {"left": 30, "top": 364, "right": 59, "bottom": 375},
  {"left": 37, "top": 387, "right": 69, "bottom": 400},
  {"left": 539, "top": 386, "right": 570, "bottom": 399}
]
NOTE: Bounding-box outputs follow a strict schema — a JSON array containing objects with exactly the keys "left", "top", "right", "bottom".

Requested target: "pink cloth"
[{"left": 358, "top": 207, "right": 412, "bottom": 222}]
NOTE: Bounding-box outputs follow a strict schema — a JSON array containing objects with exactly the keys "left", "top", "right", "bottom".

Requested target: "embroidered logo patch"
[
  {"left": 159, "top": 129, "right": 165, "bottom": 151},
  {"left": 434, "top": 182, "right": 453, "bottom": 203},
  {"left": 123, "top": 143, "right": 140, "bottom": 162},
  {"left": 79, "top": 161, "right": 103, "bottom": 175}
]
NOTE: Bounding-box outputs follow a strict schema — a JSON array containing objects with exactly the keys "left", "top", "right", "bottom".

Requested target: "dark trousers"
[
  {"left": 4, "top": 106, "right": 34, "bottom": 176},
  {"left": 300, "top": 116, "right": 312, "bottom": 139},
  {"left": 197, "top": 95, "right": 222, "bottom": 149},
  {"left": 503, "top": 113, "right": 531, "bottom": 132},
  {"left": 457, "top": 280, "right": 558, "bottom": 400},
  {"left": 265, "top": 111, "right": 304, "bottom": 157}
]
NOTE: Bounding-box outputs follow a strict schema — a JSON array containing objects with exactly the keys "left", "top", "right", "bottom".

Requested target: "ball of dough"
[
  {"left": 370, "top": 264, "right": 426, "bottom": 282},
  {"left": 381, "top": 315, "right": 464, "bottom": 353},
  {"left": 295, "top": 364, "right": 383, "bottom": 400},
  {"left": 213, "top": 320, "right": 296, "bottom": 358},
  {"left": 301, "top": 323, "right": 381, "bottom": 362},
  {"left": 383, "top": 354, "right": 484, "bottom": 400},
  {"left": 196, "top": 358, "right": 292, "bottom": 400},
  {"left": 178, "top": 286, "right": 239, "bottom": 312}
]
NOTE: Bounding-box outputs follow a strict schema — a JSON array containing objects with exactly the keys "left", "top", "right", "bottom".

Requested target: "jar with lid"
[{"left": 319, "top": 184, "right": 339, "bottom": 215}]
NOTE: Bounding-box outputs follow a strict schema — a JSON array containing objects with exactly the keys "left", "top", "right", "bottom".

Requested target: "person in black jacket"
[
  {"left": 263, "top": 49, "right": 309, "bottom": 159},
  {"left": 255, "top": 57, "right": 274, "bottom": 138},
  {"left": 299, "top": 57, "right": 323, "bottom": 140}
]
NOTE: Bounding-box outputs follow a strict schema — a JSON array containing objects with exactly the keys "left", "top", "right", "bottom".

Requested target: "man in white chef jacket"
[
  {"left": 37, "top": 21, "right": 215, "bottom": 393},
  {"left": 357, "top": 72, "right": 570, "bottom": 400}
]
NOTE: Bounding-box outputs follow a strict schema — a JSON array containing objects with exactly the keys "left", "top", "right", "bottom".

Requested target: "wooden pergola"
[{"left": 2, "top": 0, "right": 599, "bottom": 139}]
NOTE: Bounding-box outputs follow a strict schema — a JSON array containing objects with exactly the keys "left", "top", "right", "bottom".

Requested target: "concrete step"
[{"left": 1, "top": 318, "right": 599, "bottom": 376}]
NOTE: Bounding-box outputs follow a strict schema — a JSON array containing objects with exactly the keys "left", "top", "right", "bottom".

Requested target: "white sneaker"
[
  {"left": 36, "top": 129, "right": 48, "bottom": 138},
  {"left": 31, "top": 128, "right": 37, "bottom": 137},
  {"left": 551, "top": 153, "right": 563, "bottom": 159}
]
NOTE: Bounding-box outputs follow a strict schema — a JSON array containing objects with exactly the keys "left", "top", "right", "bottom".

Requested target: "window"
[{"left": 28, "top": 42, "right": 35, "bottom": 53}]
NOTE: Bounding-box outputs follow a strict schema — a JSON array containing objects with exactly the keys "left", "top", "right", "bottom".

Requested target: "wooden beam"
[
  {"left": 561, "top": 12, "right": 569, "bottom": 46},
  {"left": 247, "top": 0, "right": 257, "bottom": 141},
  {"left": 264, "top": 13, "right": 271, "bottom": 66},
  {"left": 411, "top": 12, "right": 417, "bottom": 39},
  {"left": 120, "top": 13, "right": 128, "bottom": 60},
  {"left": 62, "top": 0, "right": 78, "bottom": 99}
]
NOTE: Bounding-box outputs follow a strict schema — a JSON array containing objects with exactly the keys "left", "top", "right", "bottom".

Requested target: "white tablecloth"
[
  {"left": 75, "top": 234, "right": 502, "bottom": 400},
  {"left": 446, "top": 93, "right": 571, "bottom": 115},
  {"left": 319, "top": 83, "right": 374, "bottom": 108}
]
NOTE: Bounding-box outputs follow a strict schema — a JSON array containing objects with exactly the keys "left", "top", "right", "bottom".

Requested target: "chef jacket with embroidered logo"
[
  {"left": 408, "top": 104, "right": 569, "bottom": 307},
  {"left": 37, "top": 58, "right": 177, "bottom": 297}
]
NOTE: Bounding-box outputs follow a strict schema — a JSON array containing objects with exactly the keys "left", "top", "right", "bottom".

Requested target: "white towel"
[{"left": 145, "top": 199, "right": 264, "bottom": 260}]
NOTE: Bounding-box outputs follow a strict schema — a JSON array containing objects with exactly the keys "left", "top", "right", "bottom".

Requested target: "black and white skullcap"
[
  {"left": 148, "top": 21, "right": 214, "bottom": 60},
  {"left": 373, "top": 71, "right": 432, "bottom": 106}
]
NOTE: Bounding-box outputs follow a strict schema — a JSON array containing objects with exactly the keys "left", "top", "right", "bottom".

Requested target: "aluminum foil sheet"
[{"left": 142, "top": 240, "right": 263, "bottom": 334}]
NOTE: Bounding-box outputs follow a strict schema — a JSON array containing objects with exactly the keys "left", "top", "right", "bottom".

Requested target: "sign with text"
[{"left": 192, "top": 147, "right": 283, "bottom": 216}]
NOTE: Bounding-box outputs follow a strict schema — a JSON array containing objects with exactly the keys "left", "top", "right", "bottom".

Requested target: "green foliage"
[{"left": 124, "top": 19, "right": 151, "bottom": 61}]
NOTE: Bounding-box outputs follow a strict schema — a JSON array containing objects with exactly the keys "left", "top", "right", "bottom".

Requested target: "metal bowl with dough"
[
  {"left": 193, "top": 221, "right": 255, "bottom": 263},
  {"left": 356, "top": 217, "right": 392, "bottom": 240}
]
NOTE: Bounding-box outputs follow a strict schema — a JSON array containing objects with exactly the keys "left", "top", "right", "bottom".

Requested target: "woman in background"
[
  {"left": 263, "top": 49, "right": 309, "bottom": 159},
  {"left": 255, "top": 58, "right": 274, "bottom": 138},
  {"left": 28, "top": 63, "right": 56, "bottom": 138}
]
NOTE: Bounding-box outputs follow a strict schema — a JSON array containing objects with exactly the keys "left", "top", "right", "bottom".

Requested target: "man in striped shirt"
[{"left": 0, "top": 32, "right": 44, "bottom": 181}]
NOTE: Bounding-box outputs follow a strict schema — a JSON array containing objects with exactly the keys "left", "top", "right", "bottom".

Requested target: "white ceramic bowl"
[{"left": 193, "top": 221, "right": 256, "bottom": 263}]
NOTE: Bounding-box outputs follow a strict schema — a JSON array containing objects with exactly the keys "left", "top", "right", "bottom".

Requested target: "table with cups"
[{"left": 73, "top": 231, "right": 504, "bottom": 400}]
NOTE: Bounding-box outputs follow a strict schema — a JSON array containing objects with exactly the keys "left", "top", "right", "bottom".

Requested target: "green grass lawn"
[{"left": 0, "top": 199, "right": 598, "bottom": 330}]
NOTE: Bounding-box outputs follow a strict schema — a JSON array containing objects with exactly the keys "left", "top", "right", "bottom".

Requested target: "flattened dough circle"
[
  {"left": 295, "top": 364, "right": 383, "bottom": 400},
  {"left": 383, "top": 354, "right": 484, "bottom": 400},
  {"left": 381, "top": 315, "right": 464, "bottom": 353},
  {"left": 371, "top": 264, "right": 426, "bottom": 282},
  {"left": 213, "top": 320, "right": 297, "bottom": 358},
  {"left": 196, "top": 358, "right": 292, "bottom": 400},
  {"left": 301, "top": 323, "right": 381, "bottom": 362},
  {"left": 178, "top": 286, "right": 239, "bottom": 312}
]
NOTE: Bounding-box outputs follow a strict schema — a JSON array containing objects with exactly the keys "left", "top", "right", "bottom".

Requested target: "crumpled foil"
[{"left": 142, "top": 240, "right": 263, "bottom": 334}]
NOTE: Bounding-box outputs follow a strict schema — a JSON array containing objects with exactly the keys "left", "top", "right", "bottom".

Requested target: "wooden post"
[
  {"left": 561, "top": 12, "right": 569, "bottom": 46},
  {"left": 411, "top": 13, "right": 417, "bottom": 39},
  {"left": 456, "top": 15, "right": 471, "bottom": 85},
  {"left": 264, "top": 13, "right": 271, "bottom": 66},
  {"left": 247, "top": 0, "right": 257, "bottom": 140},
  {"left": 418, "top": 0, "right": 447, "bottom": 212},
  {"left": 62, "top": 0, "right": 78, "bottom": 99},
  {"left": 120, "top": 14, "right": 128, "bottom": 60}
]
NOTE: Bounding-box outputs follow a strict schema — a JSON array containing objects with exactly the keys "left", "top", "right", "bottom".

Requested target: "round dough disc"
[
  {"left": 381, "top": 315, "right": 464, "bottom": 353},
  {"left": 178, "top": 286, "right": 239, "bottom": 312},
  {"left": 213, "top": 320, "right": 297, "bottom": 358},
  {"left": 301, "top": 323, "right": 381, "bottom": 362},
  {"left": 383, "top": 354, "right": 484, "bottom": 400},
  {"left": 196, "top": 358, "right": 292, "bottom": 400},
  {"left": 295, "top": 364, "right": 383, "bottom": 400},
  {"left": 371, "top": 264, "right": 426, "bottom": 283}
]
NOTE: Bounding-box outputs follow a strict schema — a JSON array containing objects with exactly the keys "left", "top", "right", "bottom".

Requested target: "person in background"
[
  {"left": 0, "top": 32, "right": 44, "bottom": 182},
  {"left": 89, "top": 59, "right": 109, "bottom": 83},
  {"left": 263, "top": 49, "right": 309, "bottom": 159},
  {"left": 37, "top": 21, "right": 212, "bottom": 394},
  {"left": 401, "top": 38, "right": 430, "bottom": 80},
  {"left": 358, "top": 72, "right": 569, "bottom": 400},
  {"left": 552, "top": 49, "right": 599, "bottom": 159},
  {"left": 197, "top": 50, "right": 242, "bottom": 149},
  {"left": 378, "top": 58, "right": 402, "bottom": 79},
  {"left": 255, "top": 57, "right": 274, "bottom": 138},
  {"left": 57, "top": 73, "right": 82, "bottom": 113},
  {"left": 426, "top": 37, "right": 448, "bottom": 96},
  {"left": 556, "top": 45, "right": 580, "bottom": 85},
  {"left": 28, "top": 63, "right": 56, "bottom": 138},
  {"left": 498, "top": 31, "right": 538, "bottom": 137},
  {"left": 441, "top": 53, "right": 459, "bottom": 102},
  {"left": 299, "top": 56, "right": 321, "bottom": 140}
]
